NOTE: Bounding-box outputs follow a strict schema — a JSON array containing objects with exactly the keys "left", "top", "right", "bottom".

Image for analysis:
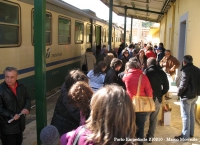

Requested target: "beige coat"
[
  {"left": 81, "top": 52, "right": 96, "bottom": 72},
  {"left": 160, "top": 55, "right": 180, "bottom": 76}
]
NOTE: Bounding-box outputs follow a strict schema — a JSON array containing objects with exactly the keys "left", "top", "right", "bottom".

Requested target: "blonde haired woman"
[{"left": 61, "top": 84, "right": 136, "bottom": 145}]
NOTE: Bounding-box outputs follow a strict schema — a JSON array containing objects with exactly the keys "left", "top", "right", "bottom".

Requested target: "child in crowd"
[
  {"left": 40, "top": 125, "right": 60, "bottom": 145},
  {"left": 51, "top": 70, "right": 90, "bottom": 136},
  {"left": 68, "top": 81, "right": 93, "bottom": 125}
]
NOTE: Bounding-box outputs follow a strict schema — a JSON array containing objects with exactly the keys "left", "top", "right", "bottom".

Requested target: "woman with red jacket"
[
  {"left": 145, "top": 45, "right": 156, "bottom": 59},
  {"left": 123, "top": 60, "right": 153, "bottom": 145}
]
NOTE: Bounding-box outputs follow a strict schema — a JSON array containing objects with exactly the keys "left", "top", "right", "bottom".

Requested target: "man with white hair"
[{"left": 0, "top": 67, "right": 31, "bottom": 145}]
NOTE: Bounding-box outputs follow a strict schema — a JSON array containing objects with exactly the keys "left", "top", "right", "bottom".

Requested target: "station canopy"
[{"left": 100, "top": 0, "right": 175, "bottom": 22}]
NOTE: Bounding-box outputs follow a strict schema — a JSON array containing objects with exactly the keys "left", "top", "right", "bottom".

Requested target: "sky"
[{"left": 62, "top": 0, "right": 131, "bottom": 25}]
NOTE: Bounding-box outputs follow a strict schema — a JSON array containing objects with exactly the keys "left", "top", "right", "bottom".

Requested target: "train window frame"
[
  {"left": 75, "top": 21, "right": 84, "bottom": 44},
  {"left": 58, "top": 16, "right": 71, "bottom": 45},
  {"left": 86, "top": 23, "right": 91, "bottom": 43},
  {"left": 31, "top": 9, "right": 52, "bottom": 46},
  {"left": 103, "top": 28, "right": 106, "bottom": 42},
  {"left": 0, "top": 1, "right": 21, "bottom": 48}
]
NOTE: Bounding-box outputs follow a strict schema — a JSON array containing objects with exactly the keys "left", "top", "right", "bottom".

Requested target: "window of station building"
[
  {"left": 32, "top": 11, "right": 52, "bottom": 45},
  {"left": 86, "top": 24, "right": 91, "bottom": 43},
  {"left": 75, "top": 21, "right": 84, "bottom": 44},
  {"left": 58, "top": 16, "right": 71, "bottom": 44},
  {"left": 0, "top": 1, "right": 20, "bottom": 47}
]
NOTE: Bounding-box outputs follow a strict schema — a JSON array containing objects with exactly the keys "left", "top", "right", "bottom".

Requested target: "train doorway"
[{"left": 95, "top": 25, "right": 101, "bottom": 56}]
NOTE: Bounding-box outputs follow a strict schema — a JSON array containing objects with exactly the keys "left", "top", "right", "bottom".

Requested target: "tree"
[{"left": 142, "top": 21, "right": 154, "bottom": 28}]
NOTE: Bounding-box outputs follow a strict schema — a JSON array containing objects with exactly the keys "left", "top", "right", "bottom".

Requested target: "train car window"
[
  {"left": 32, "top": 11, "right": 52, "bottom": 45},
  {"left": 0, "top": 1, "right": 20, "bottom": 47},
  {"left": 86, "top": 24, "right": 91, "bottom": 43},
  {"left": 58, "top": 16, "right": 71, "bottom": 44},
  {"left": 75, "top": 21, "right": 84, "bottom": 44}
]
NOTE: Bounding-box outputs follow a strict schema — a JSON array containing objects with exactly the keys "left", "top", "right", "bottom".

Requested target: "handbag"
[
  {"left": 81, "top": 55, "right": 88, "bottom": 73},
  {"left": 132, "top": 74, "right": 155, "bottom": 112}
]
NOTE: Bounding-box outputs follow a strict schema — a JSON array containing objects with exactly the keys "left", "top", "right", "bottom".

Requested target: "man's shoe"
[
  {"left": 190, "top": 135, "right": 193, "bottom": 138},
  {"left": 145, "top": 135, "right": 152, "bottom": 143},
  {"left": 174, "top": 135, "right": 182, "bottom": 140}
]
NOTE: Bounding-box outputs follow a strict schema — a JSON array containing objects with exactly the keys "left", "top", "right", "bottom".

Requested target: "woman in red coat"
[
  {"left": 145, "top": 45, "right": 156, "bottom": 59},
  {"left": 123, "top": 61, "right": 153, "bottom": 145}
]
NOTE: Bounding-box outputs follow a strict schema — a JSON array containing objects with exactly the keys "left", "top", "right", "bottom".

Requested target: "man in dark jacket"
[
  {"left": 0, "top": 67, "right": 31, "bottom": 145},
  {"left": 175, "top": 55, "right": 199, "bottom": 140},
  {"left": 156, "top": 47, "right": 165, "bottom": 68},
  {"left": 144, "top": 57, "right": 169, "bottom": 142},
  {"left": 104, "top": 58, "right": 122, "bottom": 85}
]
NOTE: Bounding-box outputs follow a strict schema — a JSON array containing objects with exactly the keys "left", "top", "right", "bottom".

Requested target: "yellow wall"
[
  {"left": 151, "top": 30, "right": 160, "bottom": 46},
  {"left": 160, "top": 0, "right": 200, "bottom": 67},
  {"left": 160, "top": 0, "right": 200, "bottom": 124}
]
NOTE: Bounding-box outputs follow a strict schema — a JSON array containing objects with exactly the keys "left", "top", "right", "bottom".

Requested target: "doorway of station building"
[
  {"left": 95, "top": 25, "right": 101, "bottom": 56},
  {"left": 178, "top": 20, "right": 186, "bottom": 75}
]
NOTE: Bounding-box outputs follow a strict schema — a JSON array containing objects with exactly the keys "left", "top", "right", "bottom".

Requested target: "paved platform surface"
[{"left": 1, "top": 92, "right": 200, "bottom": 145}]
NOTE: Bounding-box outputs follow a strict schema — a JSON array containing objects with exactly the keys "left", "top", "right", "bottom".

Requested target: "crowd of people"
[{"left": 0, "top": 40, "right": 199, "bottom": 145}]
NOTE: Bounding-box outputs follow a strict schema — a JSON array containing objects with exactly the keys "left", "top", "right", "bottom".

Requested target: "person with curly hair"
[
  {"left": 51, "top": 69, "right": 91, "bottom": 136},
  {"left": 61, "top": 84, "right": 137, "bottom": 145},
  {"left": 68, "top": 81, "right": 93, "bottom": 125}
]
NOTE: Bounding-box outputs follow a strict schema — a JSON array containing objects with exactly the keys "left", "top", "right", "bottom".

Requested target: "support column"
[
  {"left": 108, "top": 0, "right": 113, "bottom": 51},
  {"left": 34, "top": 0, "right": 47, "bottom": 145},
  {"left": 124, "top": 6, "right": 127, "bottom": 46},
  {"left": 130, "top": 17, "right": 133, "bottom": 44}
]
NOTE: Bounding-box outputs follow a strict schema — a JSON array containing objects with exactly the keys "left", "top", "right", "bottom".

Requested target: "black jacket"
[
  {"left": 0, "top": 81, "right": 31, "bottom": 134},
  {"left": 177, "top": 63, "right": 200, "bottom": 100},
  {"left": 120, "top": 56, "right": 129, "bottom": 72},
  {"left": 157, "top": 52, "right": 165, "bottom": 68},
  {"left": 104, "top": 68, "right": 118, "bottom": 84},
  {"left": 51, "top": 83, "right": 90, "bottom": 136},
  {"left": 144, "top": 65, "right": 169, "bottom": 103}
]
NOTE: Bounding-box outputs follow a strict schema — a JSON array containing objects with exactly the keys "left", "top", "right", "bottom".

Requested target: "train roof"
[{"left": 48, "top": 0, "right": 108, "bottom": 24}]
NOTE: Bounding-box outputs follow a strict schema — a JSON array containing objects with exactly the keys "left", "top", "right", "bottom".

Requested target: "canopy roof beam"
[{"left": 112, "top": 4, "right": 164, "bottom": 15}]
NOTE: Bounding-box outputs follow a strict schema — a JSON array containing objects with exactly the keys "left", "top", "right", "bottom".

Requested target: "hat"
[{"left": 40, "top": 125, "right": 59, "bottom": 145}]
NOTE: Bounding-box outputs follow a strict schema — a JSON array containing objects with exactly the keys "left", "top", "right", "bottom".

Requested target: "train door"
[
  {"left": 95, "top": 25, "right": 101, "bottom": 56},
  {"left": 111, "top": 27, "right": 114, "bottom": 49},
  {"left": 113, "top": 27, "right": 116, "bottom": 49}
]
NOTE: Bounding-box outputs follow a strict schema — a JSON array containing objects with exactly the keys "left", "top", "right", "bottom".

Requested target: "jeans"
[
  {"left": 146, "top": 98, "right": 161, "bottom": 137},
  {"left": 180, "top": 97, "right": 197, "bottom": 138},
  {"left": 136, "top": 112, "right": 148, "bottom": 145}
]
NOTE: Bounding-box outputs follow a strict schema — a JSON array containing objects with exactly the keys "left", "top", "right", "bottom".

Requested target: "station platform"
[{"left": 1, "top": 91, "right": 200, "bottom": 145}]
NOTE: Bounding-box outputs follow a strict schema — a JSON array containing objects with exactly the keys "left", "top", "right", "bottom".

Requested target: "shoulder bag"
[
  {"left": 132, "top": 74, "right": 155, "bottom": 112},
  {"left": 82, "top": 55, "right": 88, "bottom": 73},
  {"left": 73, "top": 126, "right": 86, "bottom": 145}
]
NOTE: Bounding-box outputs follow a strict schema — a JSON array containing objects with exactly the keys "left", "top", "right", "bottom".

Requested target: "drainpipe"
[{"left": 108, "top": 0, "right": 113, "bottom": 51}]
